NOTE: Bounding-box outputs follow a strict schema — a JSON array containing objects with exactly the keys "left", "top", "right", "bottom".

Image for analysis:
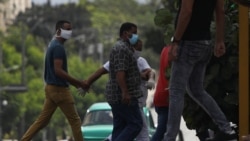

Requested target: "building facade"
[{"left": 0, "top": 0, "right": 31, "bottom": 31}]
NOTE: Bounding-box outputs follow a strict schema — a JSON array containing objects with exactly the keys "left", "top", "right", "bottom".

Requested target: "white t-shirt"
[
  {"left": 137, "top": 57, "right": 151, "bottom": 72},
  {"left": 137, "top": 57, "right": 151, "bottom": 107},
  {"left": 103, "top": 61, "right": 110, "bottom": 71},
  {"left": 102, "top": 57, "right": 150, "bottom": 73}
]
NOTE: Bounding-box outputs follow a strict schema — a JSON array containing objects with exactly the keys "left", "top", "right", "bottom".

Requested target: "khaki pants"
[{"left": 21, "top": 85, "right": 84, "bottom": 141}]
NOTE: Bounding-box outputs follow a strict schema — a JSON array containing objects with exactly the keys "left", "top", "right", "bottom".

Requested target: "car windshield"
[{"left": 82, "top": 110, "right": 113, "bottom": 126}]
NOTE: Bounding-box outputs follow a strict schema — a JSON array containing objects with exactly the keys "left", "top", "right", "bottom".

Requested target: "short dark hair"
[
  {"left": 119, "top": 22, "right": 137, "bottom": 36},
  {"left": 55, "top": 20, "right": 71, "bottom": 31}
]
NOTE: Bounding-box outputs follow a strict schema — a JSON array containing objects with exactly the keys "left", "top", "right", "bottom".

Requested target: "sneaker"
[
  {"left": 205, "top": 130, "right": 238, "bottom": 141},
  {"left": 242, "top": 135, "right": 250, "bottom": 141}
]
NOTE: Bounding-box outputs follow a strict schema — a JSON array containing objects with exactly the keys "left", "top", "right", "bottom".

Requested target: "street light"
[
  {"left": 0, "top": 85, "right": 27, "bottom": 92},
  {"left": 0, "top": 46, "right": 27, "bottom": 140},
  {"left": 0, "top": 65, "right": 26, "bottom": 140},
  {"left": 0, "top": 17, "right": 41, "bottom": 141},
  {"left": 0, "top": 86, "right": 27, "bottom": 140},
  {"left": 0, "top": 85, "right": 27, "bottom": 140}
]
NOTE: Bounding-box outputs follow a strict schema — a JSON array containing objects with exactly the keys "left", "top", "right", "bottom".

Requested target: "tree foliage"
[
  {"left": 1, "top": 0, "right": 166, "bottom": 139},
  {"left": 79, "top": 0, "right": 164, "bottom": 68},
  {"left": 0, "top": 24, "right": 108, "bottom": 139},
  {"left": 0, "top": 0, "right": 7, "bottom": 3},
  {"left": 14, "top": 1, "right": 163, "bottom": 68}
]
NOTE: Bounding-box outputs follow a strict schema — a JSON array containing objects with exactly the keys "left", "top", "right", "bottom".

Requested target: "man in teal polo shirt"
[{"left": 21, "top": 20, "right": 88, "bottom": 141}]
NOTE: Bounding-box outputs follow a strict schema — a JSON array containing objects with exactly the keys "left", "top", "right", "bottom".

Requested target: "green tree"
[
  {"left": 14, "top": 3, "right": 93, "bottom": 56},
  {"left": 15, "top": 0, "right": 163, "bottom": 67},
  {"left": 80, "top": 0, "right": 164, "bottom": 66},
  {"left": 1, "top": 21, "right": 107, "bottom": 139},
  {"left": 0, "top": 23, "right": 45, "bottom": 139},
  {"left": 0, "top": 0, "right": 172, "bottom": 139},
  {"left": 0, "top": 0, "right": 7, "bottom": 3}
]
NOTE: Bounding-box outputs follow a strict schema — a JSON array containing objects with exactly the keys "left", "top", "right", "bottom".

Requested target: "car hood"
[{"left": 82, "top": 125, "right": 113, "bottom": 140}]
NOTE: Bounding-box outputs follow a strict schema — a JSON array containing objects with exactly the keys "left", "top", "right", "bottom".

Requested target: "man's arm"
[
  {"left": 86, "top": 67, "right": 108, "bottom": 86},
  {"left": 116, "top": 71, "right": 130, "bottom": 104},
  {"left": 142, "top": 69, "right": 156, "bottom": 90},
  {"left": 86, "top": 61, "right": 110, "bottom": 86},
  {"left": 141, "top": 69, "right": 151, "bottom": 81},
  {"left": 214, "top": 0, "right": 225, "bottom": 57},
  {"left": 54, "top": 59, "right": 88, "bottom": 89},
  {"left": 173, "top": 0, "right": 194, "bottom": 41},
  {"left": 168, "top": 0, "right": 194, "bottom": 61},
  {"left": 137, "top": 57, "right": 152, "bottom": 80}
]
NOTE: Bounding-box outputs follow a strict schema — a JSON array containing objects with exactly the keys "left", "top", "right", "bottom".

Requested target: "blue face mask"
[{"left": 129, "top": 34, "right": 138, "bottom": 45}]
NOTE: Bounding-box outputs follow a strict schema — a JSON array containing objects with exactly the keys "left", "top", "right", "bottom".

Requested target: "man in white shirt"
[{"left": 85, "top": 39, "right": 155, "bottom": 141}]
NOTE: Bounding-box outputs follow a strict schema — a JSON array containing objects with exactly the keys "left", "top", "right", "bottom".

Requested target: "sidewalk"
[
  {"left": 147, "top": 89, "right": 200, "bottom": 141},
  {"left": 149, "top": 107, "right": 200, "bottom": 141},
  {"left": 180, "top": 117, "right": 200, "bottom": 141}
]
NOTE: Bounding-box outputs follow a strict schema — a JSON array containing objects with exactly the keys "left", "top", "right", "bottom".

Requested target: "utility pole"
[
  {"left": 0, "top": 46, "right": 2, "bottom": 141},
  {"left": 0, "top": 94, "right": 2, "bottom": 141},
  {"left": 0, "top": 46, "right": 2, "bottom": 68},
  {"left": 238, "top": 4, "right": 249, "bottom": 141}
]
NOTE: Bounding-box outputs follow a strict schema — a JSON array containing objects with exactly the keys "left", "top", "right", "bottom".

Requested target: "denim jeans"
[
  {"left": 110, "top": 99, "right": 143, "bottom": 141},
  {"left": 163, "top": 40, "right": 232, "bottom": 141},
  {"left": 151, "top": 106, "right": 169, "bottom": 141},
  {"left": 21, "top": 85, "right": 83, "bottom": 141},
  {"left": 136, "top": 108, "right": 150, "bottom": 141}
]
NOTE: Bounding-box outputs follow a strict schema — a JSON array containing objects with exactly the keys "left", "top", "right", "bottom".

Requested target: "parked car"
[{"left": 81, "top": 102, "right": 156, "bottom": 141}]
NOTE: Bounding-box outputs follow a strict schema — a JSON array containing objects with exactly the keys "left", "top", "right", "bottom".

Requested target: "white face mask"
[{"left": 60, "top": 28, "right": 72, "bottom": 39}]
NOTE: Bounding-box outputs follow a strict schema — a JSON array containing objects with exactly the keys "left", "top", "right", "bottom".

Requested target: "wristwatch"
[{"left": 171, "top": 36, "right": 180, "bottom": 43}]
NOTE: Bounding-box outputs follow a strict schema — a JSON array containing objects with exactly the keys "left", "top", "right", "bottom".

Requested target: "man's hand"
[
  {"left": 168, "top": 43, "right": 179, "bottom": 62},
  {"left": 83, "top": 80, "right": 90, "bottom": 88},
  {"left": 146, "top": 80, "right": 155, "bottom": 90},
  {"left": 122, "top": 92, "right": 131, "bottom": 105},
  {"left": 80, "top": 80, "right": 90, "bottom": 90},
  {"left": 77, "top": 88, "right": 87, "bottom": 97},
  {"left": 141, "top": 69, "right": 151, "bottom": 81},
  {"left": 76, "top": 80, "right": 90, "bottom": 97},
  {"left": 214, "top": 41, "right": 226, "bottom": 57}
]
